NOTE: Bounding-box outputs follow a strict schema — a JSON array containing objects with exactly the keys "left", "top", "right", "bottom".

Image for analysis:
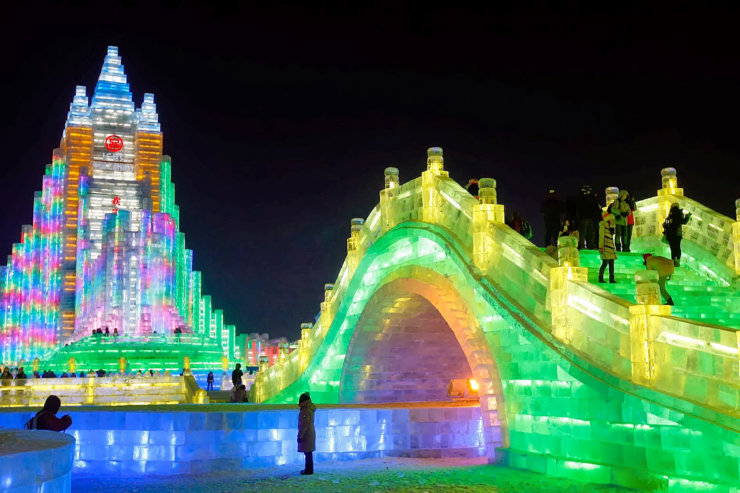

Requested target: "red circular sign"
[{"left": 105, "top": 135, "right": 123, "bottom": 152}]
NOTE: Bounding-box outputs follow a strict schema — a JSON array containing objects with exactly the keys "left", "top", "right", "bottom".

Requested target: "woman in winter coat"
[
  {"left": 598, "top": 212, "right": 618, "bottom": 283},
  {"left": 663, "top": 203, "right": 692, "bottom": 266},
  {"left": 297, "top": 392, "right": 316, "bottom": 475},
  {"left": 609, "top": 193, "right": 631, "bottom": 252}
]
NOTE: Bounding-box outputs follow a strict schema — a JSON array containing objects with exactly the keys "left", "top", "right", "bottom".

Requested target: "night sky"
[{"left": 1, "top": 3, "right": 739, "bottom": 341}]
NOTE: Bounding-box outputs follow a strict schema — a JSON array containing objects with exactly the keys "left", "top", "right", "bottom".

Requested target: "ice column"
[
  {"left": 657, "top": 167, "right": 684, "bottom": 236},
  {"left": 605, "top": 186, "right": 619, "bottom": 208},
  {"left": 346, "top": 218, "right": 364, "bottom": 278},
  {"left": 472, "top": 178, "right": 504, "bottom": 271},
  {"left": 422, "top": 147, "right": 449, "bottom": 224},
  {"left": 549, "top": 235, "right": 587, "bottom": 343},
  {"left": 319, "top": 284, "right": 335, "bottom": 337},
  {"left": 629, "top": 270, "right": 671, "bottom": 386},
  {"left": 298, "top": 322, "right": 314, "bottom": 373},
  {"left": 380, "top": 167, "right": 399, "bottom": 233}
]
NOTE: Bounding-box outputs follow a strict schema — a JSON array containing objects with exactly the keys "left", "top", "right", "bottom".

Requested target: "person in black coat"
[
  {"left": 663, "top": 203, "right": 692, "bottom": 266},
  {"left": 575, "top": 185, "right": 601, "bottom": 250},
  {"left": 540, "top": 189, "right": 565, "bottom": 247}
]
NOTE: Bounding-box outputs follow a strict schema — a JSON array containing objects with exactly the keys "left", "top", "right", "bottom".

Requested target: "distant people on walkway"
[
  {"left": 508, "top": 212, "right": 532, "bottom": 240},
  {"left": 207, "top": 371, "right": 215, "bottom": 391},
  {"left": 297, "top": 392, "right": 316, "bottom": 475},
  {"left": 16, "top": 367, "right": 27, "bottom": 380},
  {"left": 598, "top": 212, "right": 617, "bottom": 283},
  {"left": 575, "top": 185, "right": 601, "bottom": 250},
  {"left": 663, "top": 203, "right": 692, "bottom": 266},
  {"left": 113, "top": 328, "right": 119, "bottom": 337},
  {"left": 25, "top": 395, "right": 72, "bottom": 432},
  {"left": 540, "top": 189, "right": 565, "bottom": 247},
  {"left": 232, "top": 363, "right": 243, "bottom": 388},
  {"left": 465, "top": 179, "right": 479, "bottom": 200},
  {"left": 643, "top": 254, "right": 675, "bottom": 306},
  {"left": 1, "top": 367, "right": 11, "bottom": 384},
  {"left": 231, "top": 384, "right": 248, "bottom": 403}
]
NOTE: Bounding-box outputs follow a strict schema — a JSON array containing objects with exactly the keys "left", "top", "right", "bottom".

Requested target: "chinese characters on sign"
[
  {"left": 112, "top": 196, "right": 121, "bottom": 214},
  {"left": 105, "top": 135, "right": 123, "bottom": 152}
]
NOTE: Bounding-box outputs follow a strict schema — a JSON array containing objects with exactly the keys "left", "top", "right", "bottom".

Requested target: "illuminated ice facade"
[
  {"left": 0, "top": 47, "right": 236, "bottom": 367},
  {"left": 252, "top": 151, "right": 740, "bottom": 491}
]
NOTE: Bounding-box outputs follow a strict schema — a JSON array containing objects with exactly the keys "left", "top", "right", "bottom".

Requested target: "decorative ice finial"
[
  {"left": 64, "top": 85, "right": 91, "bottom": 128},
  {"left": 136, "top": 93, "right": 161, "bottom": 132}
]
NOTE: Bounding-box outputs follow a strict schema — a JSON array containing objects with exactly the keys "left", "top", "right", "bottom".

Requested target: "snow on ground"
[{"left": 72, "top": 457, "right": 637, "bottom": 492}]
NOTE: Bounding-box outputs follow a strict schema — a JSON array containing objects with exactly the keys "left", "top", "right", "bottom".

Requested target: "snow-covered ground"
[{"left": 72, "top": 457, "right": 636, "bottom": 492}]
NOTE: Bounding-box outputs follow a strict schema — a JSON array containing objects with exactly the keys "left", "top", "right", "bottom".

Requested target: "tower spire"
[
  {"left": 91, "top": 45, "right": 134, "bottom": 110},
  {"left": 64, "top": 85, "right": 91, "bottom": 129}
]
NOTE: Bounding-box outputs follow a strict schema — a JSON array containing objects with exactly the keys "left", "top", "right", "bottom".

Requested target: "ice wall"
[
  {"left": 0, "top": 430, "right": 75, "bottom": 493},
  {"left": 0, "top": 375, "right": 205, "bottom": 407},
  {"left": 0, "top": 404, "right": 484, "bottom": 476}
]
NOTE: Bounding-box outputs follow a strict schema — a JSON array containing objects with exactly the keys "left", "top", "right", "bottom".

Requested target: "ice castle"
[{"left": 0, "top": 47, "right": 236, "bottom": 370}]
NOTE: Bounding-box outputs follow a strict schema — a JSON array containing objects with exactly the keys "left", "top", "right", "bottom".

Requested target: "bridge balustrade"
[{"left": 255, "top": 151, "right": 740, "bottom": 427}]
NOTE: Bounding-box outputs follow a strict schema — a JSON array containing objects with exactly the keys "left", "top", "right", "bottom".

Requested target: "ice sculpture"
[
  {"left": 0, "top": 47, "right": 236, "bottom": 368},
  {"left": 251, "top": 151, "right": 740, "bottom": 491}
]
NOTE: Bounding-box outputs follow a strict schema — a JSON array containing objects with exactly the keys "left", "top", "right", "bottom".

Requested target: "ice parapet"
[{"left": 0, "top": 430, "right": 74, "bottom": 493}]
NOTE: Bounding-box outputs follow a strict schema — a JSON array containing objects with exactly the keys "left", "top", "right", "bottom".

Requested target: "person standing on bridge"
[
  {"left": 540, "top": 189, "right": 565, "bottom": 247},
  {"left": 598, "top": 212, "right": 617, "bottom": 283},
  {"left": 297, "top": 392, "right": 316, "bottom": 475},
  {"left": 663, "top": 203, "right": 692, "bottom": 267},
  {"left": 575, "top": 185, "right": 602, "bottom": 250},
  {"left": 643, "top": 254, "right": 675, "bottom": 305}
]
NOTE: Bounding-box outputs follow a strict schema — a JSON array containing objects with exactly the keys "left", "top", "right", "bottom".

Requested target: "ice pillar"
[
  {"left": 629, "top": 270, "right": 671, "bottom": 386},
  {"left": 380, "top": 167, "right": 399, "bottom": 233},
  {"left": 472, "top": 178, "right": 504, "bottom": 272}
]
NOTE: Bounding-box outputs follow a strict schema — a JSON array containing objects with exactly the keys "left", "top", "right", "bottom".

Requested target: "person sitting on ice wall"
[
  {"left": 25, "top": 395, "right": 72, "bottom": 432},
  {"left": 643, "top": 253, "right": 675, "bottom": 306},
  {"left": 297, "top": 392, "right": 316, "bottom": 475}
]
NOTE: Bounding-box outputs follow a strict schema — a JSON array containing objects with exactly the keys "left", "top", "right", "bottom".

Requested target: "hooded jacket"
[
  {"left": 27, "top": 395, "right": 72, "bottom": 431},
  {"left": 297, "top": 398, "right": 317, "bottom": 453}
]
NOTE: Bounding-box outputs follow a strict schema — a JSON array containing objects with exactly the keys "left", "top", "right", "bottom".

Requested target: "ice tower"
[{"left": 0, "top": 47, "right": 236, "bottom": 366}]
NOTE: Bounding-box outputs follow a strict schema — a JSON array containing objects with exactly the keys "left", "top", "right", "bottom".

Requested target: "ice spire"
[
  {"left": 91, "top": 45, "right": 134, "bottom": 111},
  {"left": 136, "top": 93, "right": 161, "bottom": 132},
  {"left": 65, "top": 85, "right": 91, "bottom": 127}
]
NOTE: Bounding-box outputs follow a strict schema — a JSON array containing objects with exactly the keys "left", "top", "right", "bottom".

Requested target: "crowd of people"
[
  {"left": 466, "top": 178, "right": 693, "bottom": 306},
  {"left": 535, "top": 184, "right": 691, "bottom": 303},
  {"left": 0, "top": 366, "right": 183, "bottom": 382}
]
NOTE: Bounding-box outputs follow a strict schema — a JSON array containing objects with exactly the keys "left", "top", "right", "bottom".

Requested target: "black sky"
[{"left": 1, "top": 2, "right": 739, "bottom": 341}]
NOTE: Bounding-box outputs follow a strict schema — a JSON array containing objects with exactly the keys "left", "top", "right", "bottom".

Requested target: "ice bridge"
[{"left": 252, "top": 148, "right": 740, "bottom": 490}]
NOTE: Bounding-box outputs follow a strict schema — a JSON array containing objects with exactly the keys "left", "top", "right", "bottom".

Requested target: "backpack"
[
  {"left": 662, "top": 215, "right": 672, "bottom": 236},
  {"left": 24, "top": 411, "right": 46, "bottom": 430}
]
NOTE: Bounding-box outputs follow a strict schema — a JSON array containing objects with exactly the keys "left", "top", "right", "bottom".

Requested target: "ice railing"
[
  {"left": 254, "top": 152, "right": 740, "bottom": 418},
  {"left": 0, "top": 374, "right": 207, "bottom": 407},
  {"left": 632, "top": 166, "right": 739, "bottom": 286}
]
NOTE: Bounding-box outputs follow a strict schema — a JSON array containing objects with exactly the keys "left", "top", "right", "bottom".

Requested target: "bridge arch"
[{"left": 337, "top": 270, "right": 507, "bottom": 458}]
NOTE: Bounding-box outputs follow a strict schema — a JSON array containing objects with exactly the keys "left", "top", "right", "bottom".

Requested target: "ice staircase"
[{"left": 580, "top": 247, "right": 740, "bottom": 330}]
